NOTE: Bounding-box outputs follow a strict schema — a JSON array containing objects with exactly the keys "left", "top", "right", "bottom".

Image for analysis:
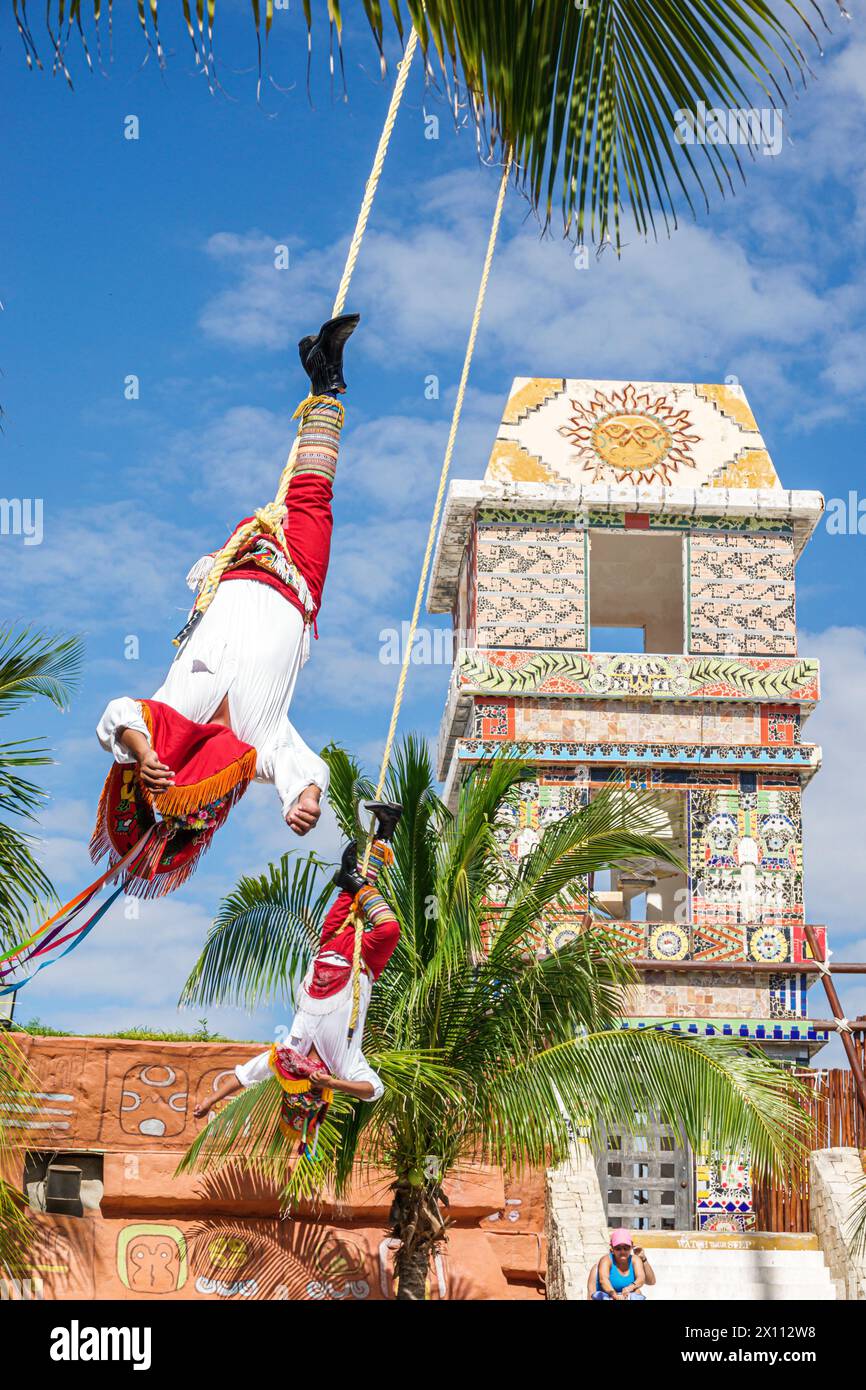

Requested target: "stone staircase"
[{"left": 639, "top": 1232, "right": 839, "bottom": 1301}]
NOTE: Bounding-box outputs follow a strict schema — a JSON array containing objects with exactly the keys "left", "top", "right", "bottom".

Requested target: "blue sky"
[{"left": 2, "top": 6, "right": 866, "bottom": 1060}]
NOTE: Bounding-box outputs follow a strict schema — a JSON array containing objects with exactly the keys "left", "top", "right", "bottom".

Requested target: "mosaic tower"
[{"left": 429, "top": 378, "right": 826, "bottom": 1231}]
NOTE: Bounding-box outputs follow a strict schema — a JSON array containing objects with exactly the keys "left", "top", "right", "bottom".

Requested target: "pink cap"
[{"left": 609, "top": 1228, "right": 633, "bottom": 1248}]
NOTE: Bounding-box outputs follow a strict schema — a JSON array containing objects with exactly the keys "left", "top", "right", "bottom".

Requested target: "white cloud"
[
  {"left": 192, "top": 162, "right": 856, "bottom": 425},
  {"left": 199, "top": 230, "right": 333, "bottom": 349},
  {"left": 0, "top": 502, "right": 206, "bottom": 634}
]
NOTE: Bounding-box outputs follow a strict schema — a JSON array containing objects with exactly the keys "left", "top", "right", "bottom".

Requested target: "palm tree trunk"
[
  {"left": 390, "top": 1180, "right": 443, "bottom": 1301},
  {"left": 394, "top": 1236, "right": 432, "bottom": 1301}
]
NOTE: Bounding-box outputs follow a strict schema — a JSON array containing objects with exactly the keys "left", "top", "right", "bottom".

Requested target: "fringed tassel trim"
[
  {"left": 89, "top": 771, "right": 114, "bottom": 867},
  {"left": 291, "top": 393, "right": 345, "bottom": 429},
  {"left": 90, "top": 773, "right": 246, "bottom": 902},
  {"left": 138, "top": 703, "right": 258, "bottom": 819},
  {"left": 185, "top": 553, "right": 215, "bottom": 592}
]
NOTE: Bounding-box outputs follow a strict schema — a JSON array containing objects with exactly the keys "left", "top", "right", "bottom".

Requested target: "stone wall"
[
  {"left": 809, "top": 1147, "right": 866, "bottom": 1300},
  {"left": 544, "top": 1145, "right": 609, "bottom": 1301}
]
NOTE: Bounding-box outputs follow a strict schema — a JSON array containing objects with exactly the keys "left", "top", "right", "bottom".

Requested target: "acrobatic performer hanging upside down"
[
  {"left": 92, "top": 315, "right": 360, "bottom": 896},
  {"left": 195, "top": 802, "right": 402, "bottom": 1155}
]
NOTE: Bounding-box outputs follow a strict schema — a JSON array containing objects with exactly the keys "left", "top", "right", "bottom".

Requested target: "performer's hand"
[
  {"left": 286, "top": 784, "right": 321, "bottom": 835},
  {"left": 138, "top": 748, "right": 175, "bottom": 794},
  {"left": 309, "top": 1068, "right": 334, "bottom": 1090}
]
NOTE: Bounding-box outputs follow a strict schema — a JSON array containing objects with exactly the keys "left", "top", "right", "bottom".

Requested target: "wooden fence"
[{"left": 752, "top": 1065, "right": 866, "bottom": 1233}]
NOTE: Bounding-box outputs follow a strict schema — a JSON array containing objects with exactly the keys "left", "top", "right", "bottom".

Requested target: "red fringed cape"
[{"left": 90, "top": 699, "right": 257, "bottom": 898}]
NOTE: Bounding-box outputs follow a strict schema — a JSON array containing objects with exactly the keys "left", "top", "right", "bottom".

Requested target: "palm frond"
[
  {"left": 20, "top": 3, "right": 836, "bottom": 243},
  {"left": 179, "top": 852, "right": 332, "bottom": 1010},
  {"left": 0, "top": 627, "right": 84, "bottom": 716},
  {"left": 482, "top": 1028, "right": 812, "bottom": 1177},
  {"left": 321, "top": 744, "right": 374, "bottom": 843},
  {"left": 0, "top": 823, "right": 55, "bottom": 946},
  {"left": 0, "top": 1033, "right": 37, "bottom": 1274}
]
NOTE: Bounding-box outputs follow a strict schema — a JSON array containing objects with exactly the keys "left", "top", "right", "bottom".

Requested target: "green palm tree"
[
  {"left": 0, "top": 625, "right": 84, "bottom": 952},
  {"left": 19, "top": 2, "right": 835, "bottom": 246},
  {"left": 0, "top": 1031, "right": 38, "bottom": 1282},
  {"left": 0, "top": 625, "right": 82, "bottom": 1279},
  {"left": 179, "top": 736, "right": 810, "bottom": 1300}
]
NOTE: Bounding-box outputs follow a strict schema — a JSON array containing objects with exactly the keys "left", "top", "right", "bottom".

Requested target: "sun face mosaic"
[
  {"left": 559, "top": 384, "right": 701, "bottom": 485},
  {"left": 483, "top": 378, "right": 783, "bottom": 490}
]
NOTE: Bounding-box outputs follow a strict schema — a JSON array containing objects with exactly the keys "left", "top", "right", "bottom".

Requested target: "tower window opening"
[{"left": 588, "top": 530, "right": 685, "bottom": 654}]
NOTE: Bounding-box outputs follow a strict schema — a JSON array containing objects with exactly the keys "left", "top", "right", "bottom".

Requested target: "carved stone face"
[
  {"left": 126, "top": 1235, "right": 182, "bottom": 1292},
  {"left": 120, "top": 1064, "right": 189, "bottom": 1137},
  {"left": 591, "top": 414, "right": 671, "bottom": 473}
]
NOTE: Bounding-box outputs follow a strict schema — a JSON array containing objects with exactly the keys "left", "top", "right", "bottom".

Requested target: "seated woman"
[
  {"left": 587, "top": 1241, "right": 656, "bottom": 1299},
  {"left": 590, "top": 1230, "right": 647, "bottom": 1301},
  {"left": 195, "top": 801, "right": 402, "bottom": 1127}
]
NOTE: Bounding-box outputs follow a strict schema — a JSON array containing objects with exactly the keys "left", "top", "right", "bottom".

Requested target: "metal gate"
[{"left": 596, "top": 1117, "right": 693, "bottom": 1231}]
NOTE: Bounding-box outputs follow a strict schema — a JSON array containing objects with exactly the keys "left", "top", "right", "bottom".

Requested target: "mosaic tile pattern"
[
  {"left": 478, "top": 507, "right": 794, "bottom": 536},
  {"left": 451, "top": 532, "right": 477, "bottom": 647},
  {"left": 690, "top": 785, "right": 804, "bottom": 927},
  {"left": 475, "top": 524, "right": 587, "bottom": 650},
  {"left": 769, "top": 972, "right": 808, "bottom": 1019},
  {"left": 457, "top": 738, "right": 816, "bottom": 769},
  {"left": 688, "top": 532, "right": 797, "bottom": 657},
  {"left": 698, "top": 1212, "right": 754, "bottom": 1233},
  {"left": 599, "top": 919, "right": 824, "bottom": 967},
  {"left": 494, "top": 772, "right": 589, "bottom": 871},
  {"left": 696, "top": 1149, "right": 752, "bottom": 1227},
  {"left": 472, "top": 695, "right": 766, "bottom": 746},
  {"left": 619, "top": 1017, "right": 828, "bottom": 1043},
  {"left": 456, "top": 649, "right": 820, "bottom": 702}
]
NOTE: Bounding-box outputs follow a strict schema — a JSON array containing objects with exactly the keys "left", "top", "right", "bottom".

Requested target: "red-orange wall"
[{"left": 6, "top": 1035, "right": 545, "bottom": 1301}]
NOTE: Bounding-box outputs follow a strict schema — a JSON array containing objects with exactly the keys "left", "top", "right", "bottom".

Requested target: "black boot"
[
  {"left": 364, "top": 801, "right": 403, "bottom": 843},
  {"left": 333, "top": 839, "right": 367, "bottom": 896},
  {"left": 298, "top": 313, "right": 360, "bottom": 396}
]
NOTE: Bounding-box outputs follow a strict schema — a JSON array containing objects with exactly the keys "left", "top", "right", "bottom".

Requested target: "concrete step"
[
  {"left": 646, "top": 1250, "right": 829, "bottom": 1270},
  {"left": 646, "top": 1284, "right": 837, "bottom": 1301},
  {"left": 650, "top": 1273, "right": 839, "bottom": 1289},
  {"left": 633, "top": 1231, "right": 838, "bottom": 1301}
]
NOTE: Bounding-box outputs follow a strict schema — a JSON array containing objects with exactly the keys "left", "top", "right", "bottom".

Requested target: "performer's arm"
[
  {"left": 310, "top": 1056, "right": 384, "bottom": 1103},
  {"left": 267, "top": 725, "right": 330, "bottom": 835},
  {"left": 97, "top": 699, "right": 174, "bottom": 793},
  {"left": 310, "top": 1068, "right": 375, "bottom": 1101},
  {"left": 319, "top": 891, "right": 355, "bottom": 947},
  {"left": 115, "top": 727, "right": 175, "bottom": 794}
]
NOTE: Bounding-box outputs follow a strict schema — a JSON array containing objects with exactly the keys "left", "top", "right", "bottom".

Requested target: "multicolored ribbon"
[{"left": 0, "top": 829, "right": 155, "bottom": 996}]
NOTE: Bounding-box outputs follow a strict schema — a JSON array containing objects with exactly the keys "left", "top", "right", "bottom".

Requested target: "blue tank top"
[{"left": 597, "top": 1255, "right": 634, "bottom": 1292}]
